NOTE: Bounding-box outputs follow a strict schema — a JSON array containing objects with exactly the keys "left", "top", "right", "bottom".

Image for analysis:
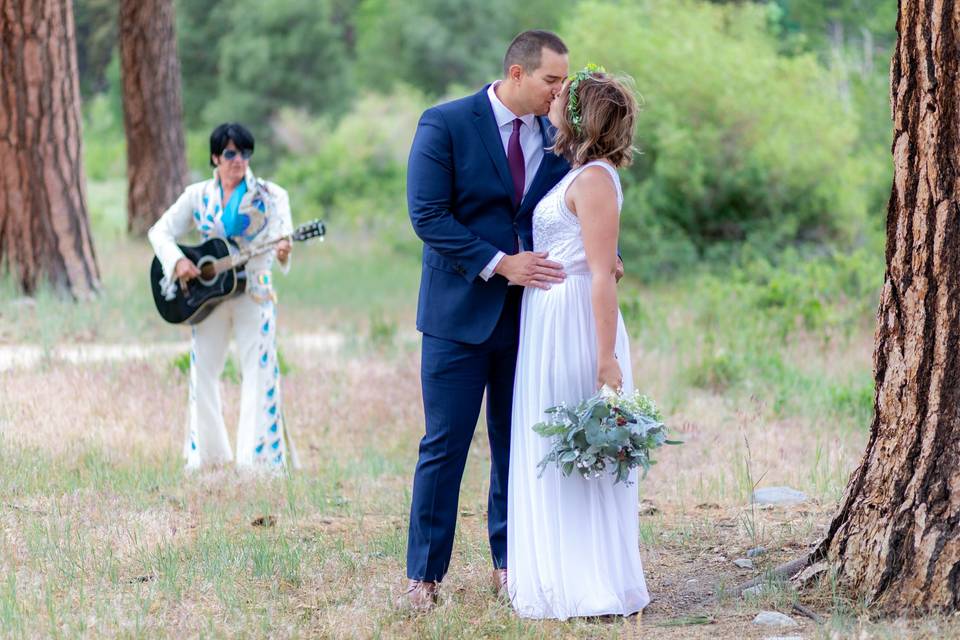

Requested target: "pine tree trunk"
[
  {"left": 814, "top": 1, "right": 960, "bottom": 613},
  {"left": 0, "top": 0, "right": 100, "bottom": 299},
  {"left": 119, "top": 0, "right": 188, "bottom": 236}
]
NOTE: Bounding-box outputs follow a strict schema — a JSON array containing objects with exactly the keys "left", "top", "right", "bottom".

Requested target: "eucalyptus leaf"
[{"left": 531, "top": 388, "right": 679, "bottom": 485}]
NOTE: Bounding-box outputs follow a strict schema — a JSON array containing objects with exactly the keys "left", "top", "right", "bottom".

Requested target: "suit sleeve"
[{"left": 407, "top": 107, "right": 500, "bottom": 283}]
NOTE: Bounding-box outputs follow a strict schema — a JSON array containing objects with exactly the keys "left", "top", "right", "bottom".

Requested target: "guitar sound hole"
[{"left": 196, "top": 255, "right": 219, "bottom": 286}]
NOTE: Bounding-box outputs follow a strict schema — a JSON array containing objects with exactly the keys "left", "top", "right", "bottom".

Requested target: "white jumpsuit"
[{"left": 149, "top": 168, "right": 299, "bottom": 471}]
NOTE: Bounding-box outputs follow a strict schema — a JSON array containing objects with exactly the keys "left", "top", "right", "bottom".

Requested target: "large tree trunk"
[
  {"left": 119, "top": 0, "right": 188, "bottom": 236},
  {"left": 0, "top": 0, "right": 100, "bottom": 299},
  {"left": 813, "top": 1, "right": 960, "bottom": 613}
]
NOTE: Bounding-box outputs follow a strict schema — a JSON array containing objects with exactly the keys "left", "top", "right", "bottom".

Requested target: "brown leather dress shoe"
[
  {"left": 491, "top": 568, "right": 508, "bottom": 599},
  {"left": 397, "top": 579, "right": 439, "bottom": 612}
]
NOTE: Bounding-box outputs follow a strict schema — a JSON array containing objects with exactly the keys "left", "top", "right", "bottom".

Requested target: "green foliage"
[
  {"left": 684, "top": 348, "right": 744, "bottom": 392},
  {"left": 533, "top": 389, "right": 676, "bottom": 485},
  {"left": 72, "top": 0, "right": 894, "bottom": 293},
  {"left": 172, "top": 348, "right": 291, "bottom": 382},
  {"left": 639, "top": 241, "right": 883, "bottom": 424},
  {"left": 353, "top": 0, "right": 574, "bottom": 96},
  {"left": 718, "top": 241, "right": 882, "bottom": 337},
  {"left": 770, "top": 0, "right": 897, "bottom": 56},
  {"left": 768, "top": 0, "right": 897, "bottom": 223},
  {"left": 211, "top": 0, "right": 352, "bottom": 128},
  {"left": 564, "top": 1, "right": 880, "bottom": 276},
  {"left": 74, "top": 0, "right": 118, "bottom": 97},
  {"left": 274, "top": 87, "right": 427, "bottom": 228},
  {"left": 367, "top": 311, "right": 398, "bottom": 349},
  {"left": 828, "top": 373, "right": 874, "bottom": 424},
  {"left": 175, "top": 0, "right": 232, "bottom": 127},
  {"left": 82, "top": 93, "right": 126, "bottom": 182}
]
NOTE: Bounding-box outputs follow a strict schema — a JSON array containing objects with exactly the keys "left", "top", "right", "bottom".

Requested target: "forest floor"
[{"left": 4, "top": 226, "right": 959, "bottom": 638}]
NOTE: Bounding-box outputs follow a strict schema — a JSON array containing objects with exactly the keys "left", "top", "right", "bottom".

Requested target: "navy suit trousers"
[{"left": 406, "top": 287, "right": 522, "bottom": 582}]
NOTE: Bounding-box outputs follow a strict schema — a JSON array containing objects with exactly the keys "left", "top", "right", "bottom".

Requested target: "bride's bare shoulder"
[{"left": 566, "top": 164, "right": 619, "bottom": 213}]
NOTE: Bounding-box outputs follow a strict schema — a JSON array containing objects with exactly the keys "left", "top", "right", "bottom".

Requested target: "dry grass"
[
  {"left": 2, "top": 217, "right": 957, "bottom": 637},
  {"left": 3, "top": 328, "right": 960, "bottom": 639}
]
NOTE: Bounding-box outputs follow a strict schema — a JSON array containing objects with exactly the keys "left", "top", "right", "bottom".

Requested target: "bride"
[{"left": 506, "top": 66, "right": 650, "bottom": 619}]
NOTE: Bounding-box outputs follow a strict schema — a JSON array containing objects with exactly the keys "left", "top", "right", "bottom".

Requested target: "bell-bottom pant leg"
[
  {"left": 232, "top": 295, "right": 288, "bottom": 469},
  {"left": 186, "top": 298, "right": 234, "bottom": 469}
]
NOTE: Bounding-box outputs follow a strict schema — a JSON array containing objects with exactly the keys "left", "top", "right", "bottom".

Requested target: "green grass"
[
  {"left": 6, "top": 177, "right": 943, "bottom": 637},
  {"left": 0, "top": 179, "right": 422, "bottom": 345},
  {"left": 1, "top": 442, "right": 636, "bottom": 637}
]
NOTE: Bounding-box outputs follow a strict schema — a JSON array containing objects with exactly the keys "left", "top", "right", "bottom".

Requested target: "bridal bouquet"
[{"left": 532, "top": 386, "right": 679, "bottom": 485}]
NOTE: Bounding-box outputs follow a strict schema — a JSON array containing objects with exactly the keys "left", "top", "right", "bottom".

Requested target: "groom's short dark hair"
[{"left": 503, "top": 30, "right": 568, "bottom": 76}]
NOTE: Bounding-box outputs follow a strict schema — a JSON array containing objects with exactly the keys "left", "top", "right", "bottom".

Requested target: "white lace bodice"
[{"left": 531, "top": 160, "right": 623, "bottom": 275}]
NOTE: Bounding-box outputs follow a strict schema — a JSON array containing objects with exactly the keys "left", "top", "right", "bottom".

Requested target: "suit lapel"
[{"left": 472, "top": 88, "right": 515, "bottom": 202}]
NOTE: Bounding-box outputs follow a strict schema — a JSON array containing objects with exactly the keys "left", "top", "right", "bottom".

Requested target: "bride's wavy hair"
[{"left": 551, "top": 72, "right": 639, "bottom": 169}]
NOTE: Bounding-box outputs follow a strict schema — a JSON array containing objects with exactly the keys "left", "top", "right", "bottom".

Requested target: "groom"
[{"left": 401, "top": 30, "right": 572, "bottom": 610}]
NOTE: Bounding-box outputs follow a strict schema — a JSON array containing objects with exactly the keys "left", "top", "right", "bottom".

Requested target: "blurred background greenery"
[
  {"left": 76, "top": 0, "right": 893, "bottom": 278},
  {"left": 54, "top": 0, "right": 893, "bottom": 427}
]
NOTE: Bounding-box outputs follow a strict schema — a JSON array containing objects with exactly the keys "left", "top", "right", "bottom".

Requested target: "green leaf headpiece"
[{"left": 567, "top": 63, "right": 606, "bottom": 135}]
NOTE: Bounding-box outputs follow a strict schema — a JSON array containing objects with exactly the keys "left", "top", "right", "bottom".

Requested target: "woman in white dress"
[{"left": 507, "top": 68, "right": 649, "bottom": 619}]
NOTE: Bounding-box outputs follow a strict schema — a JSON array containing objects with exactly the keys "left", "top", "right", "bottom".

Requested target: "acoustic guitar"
[{"left": 149, "top": 219, "right": 325, "bottom": 325}]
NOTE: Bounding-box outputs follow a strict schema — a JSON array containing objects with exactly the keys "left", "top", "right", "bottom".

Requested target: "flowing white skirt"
[{"left": 507, "top": 273, "right": 650, "bottom": 619}]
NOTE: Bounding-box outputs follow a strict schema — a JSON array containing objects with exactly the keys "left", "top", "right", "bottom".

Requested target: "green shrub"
[
  {"left": 82, "top": 92, "right": 125, "bottom": 182},
  {"left": 274, "top": 87, "right": 427, "bottom": 235},
  {"left": 636, "top": 244, "right": 883, "bottom": 425},
  {"left": 829, "top": 375, "right": 875, "bottom": 424},
  {"left": 353, "top": 0, "right": 574, "bottom": 96},
  {"left": 684, "top": 347, "right": 744, "bottom": 391},
  {"left": 171, "top": 348, "right": 290, "bottom": 382},
  {"left": 202, "top": 0, "right": 352, "bottom": 131},
  {"left": 564, "top": 1, "right": 880, "bottom": 273}
]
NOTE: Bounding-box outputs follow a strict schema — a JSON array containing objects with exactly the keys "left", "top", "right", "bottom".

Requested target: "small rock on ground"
[
  {"left": 752, "top": 486, "right": 809, "bottom": 505},
  {"left": 742, "top": 584, "right": 772, "bottom": 598},
  {"left": 753, "top": 611, "right": 799, "bottom": 627}
]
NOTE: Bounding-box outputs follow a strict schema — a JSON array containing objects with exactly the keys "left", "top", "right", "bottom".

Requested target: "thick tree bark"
[
  {"left": 0, "top": 0, "right": 100, "bottom": 299},
  {"left": 119, "top": 0, "right": 188, "bottom": 236},
  {"left": 813, "top": 0, "right": 960, "bottom": 613}
]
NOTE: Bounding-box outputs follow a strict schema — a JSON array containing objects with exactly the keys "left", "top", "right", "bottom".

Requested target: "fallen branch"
[
  {"left": 736, "top": 554, "right": 810, "bottom": 594},
  {"left": 792, "top": 602, "right": 825, "bottom": 624}
]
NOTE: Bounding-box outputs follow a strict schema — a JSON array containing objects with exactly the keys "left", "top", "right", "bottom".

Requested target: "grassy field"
[{"left": 3, "top": 182, "right": 959, "bottom": 638}]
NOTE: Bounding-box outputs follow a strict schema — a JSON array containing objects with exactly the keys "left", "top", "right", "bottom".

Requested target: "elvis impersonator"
[{"left": 148, "top": 122, "right": 298, "bottom": 471}]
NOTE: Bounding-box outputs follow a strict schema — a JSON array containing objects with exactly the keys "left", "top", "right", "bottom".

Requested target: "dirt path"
[{"left": 0, "top": 331, "right": 353, "bottom": 372}]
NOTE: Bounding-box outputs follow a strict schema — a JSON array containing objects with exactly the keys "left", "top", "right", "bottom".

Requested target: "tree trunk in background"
[
  {"left": 813, "top": 1, "right": 960, "bottom": 613},
  {"left": 119, "top": 0, "right": 188, "bottom": 236},
  {"left": 0, "top": 0, "right": 100, "bottom": 299}
]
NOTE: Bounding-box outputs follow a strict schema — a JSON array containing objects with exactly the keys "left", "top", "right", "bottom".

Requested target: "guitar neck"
[{"left": 210, "top": 237, "right": 286, "bottom": 275}]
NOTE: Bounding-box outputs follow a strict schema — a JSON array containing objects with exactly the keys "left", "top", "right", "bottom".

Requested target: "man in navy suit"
[{"left": 401, "top": 30, "right": 572, "bottom": 610}]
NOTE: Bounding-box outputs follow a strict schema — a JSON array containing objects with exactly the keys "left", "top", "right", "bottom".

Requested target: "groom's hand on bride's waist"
[{"left": 494, "top": 251, "right": 566, "bottom": 289}]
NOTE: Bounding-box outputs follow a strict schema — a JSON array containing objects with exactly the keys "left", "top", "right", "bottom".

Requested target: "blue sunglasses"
[{"left": 222, "top": 148, "right": 252, "bottom": 161}]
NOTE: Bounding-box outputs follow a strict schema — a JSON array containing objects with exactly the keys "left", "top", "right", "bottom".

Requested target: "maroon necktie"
[{"left": 507, "top": 118, "right": 525, "bottom": 207}]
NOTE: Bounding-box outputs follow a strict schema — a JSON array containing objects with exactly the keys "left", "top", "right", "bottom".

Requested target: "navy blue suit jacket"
[{"left": 408, "top": 86, "right": 571, "bottom": 344}]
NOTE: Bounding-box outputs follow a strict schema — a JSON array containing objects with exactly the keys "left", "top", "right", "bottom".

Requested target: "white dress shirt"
[{"left": 479, "top": 81, "right": 545, "bottom": 281}]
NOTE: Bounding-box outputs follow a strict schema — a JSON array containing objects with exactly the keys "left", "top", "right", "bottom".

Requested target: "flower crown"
[{"left": 567, "top": 63, "right": 606, "bottom": 135}]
